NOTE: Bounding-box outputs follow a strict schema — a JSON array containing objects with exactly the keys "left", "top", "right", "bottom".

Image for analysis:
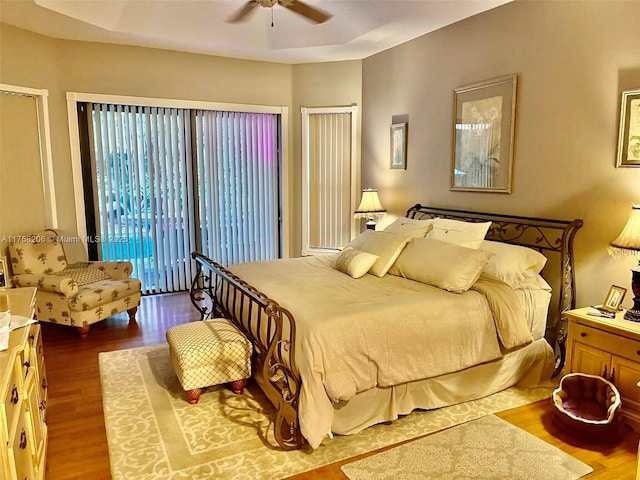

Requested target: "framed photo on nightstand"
[{"left": 603, "top": 284, "right": 626, "bottom": 312}]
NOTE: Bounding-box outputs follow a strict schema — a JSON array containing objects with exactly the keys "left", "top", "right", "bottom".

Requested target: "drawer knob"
[
  {"left": 580, "top": 332, "right": 587, "bottom": 337},
  {"left": 10, "top": 386, "right": 19, "bottom": 404}
]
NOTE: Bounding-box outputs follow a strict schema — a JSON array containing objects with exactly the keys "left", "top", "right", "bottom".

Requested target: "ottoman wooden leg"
[
  {"left": 185, "top": 388, "right": 202, "bottom": 404},
  {"left": 231, "top": 379, "right": 247, "bottom": 395},
  {"left": 127, "top": 306, "right": 138, "bottom": 323}
]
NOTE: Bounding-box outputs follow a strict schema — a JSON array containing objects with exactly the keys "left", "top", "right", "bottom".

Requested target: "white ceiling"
[{"left": 0, "top": 0, "right": 512, "bottom": 64}]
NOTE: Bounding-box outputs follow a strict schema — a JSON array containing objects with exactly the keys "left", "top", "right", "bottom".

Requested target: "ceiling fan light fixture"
[{"left": 227, "top": 0, "right": 331, "bottom": 24}]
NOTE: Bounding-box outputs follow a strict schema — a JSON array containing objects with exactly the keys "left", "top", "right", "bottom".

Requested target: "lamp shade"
[
  {"left": 354, "top": 188, "right": 386, "bottom": 219},
  {"left": 610, "top": 205, "right": 640, "bottom": 258}
]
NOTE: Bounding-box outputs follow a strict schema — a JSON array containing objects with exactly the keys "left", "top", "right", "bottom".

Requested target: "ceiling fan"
[{"left": 227, "top": 0, "right": 331, "bottom": 24}]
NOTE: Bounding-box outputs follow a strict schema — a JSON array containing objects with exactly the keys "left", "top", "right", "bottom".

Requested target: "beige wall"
[
  {"left": 361, "top": 0, "right": 640, "bottom": 308},
  {"left": 291, "top": 61, "right": 363, "bottom": 252},
  {"left": 0, "top": 23, "right": 362, "bottom": 257}
]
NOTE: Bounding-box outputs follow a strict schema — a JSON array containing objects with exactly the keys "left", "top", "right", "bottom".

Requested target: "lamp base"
[
  {"left": 625, "top": 266, "right": 640, "bottom": 322},
  {"left": 624, "top": 309, "right": 640, "bottom": 322},
  {"left": 365, "top": 220, "right": 376, "bottom": 230}
]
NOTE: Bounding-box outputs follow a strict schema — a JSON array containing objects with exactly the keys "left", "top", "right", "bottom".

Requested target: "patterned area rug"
[
  {"left": 341, "top": 415, "right": 593, "bottom": 480},
  {"left": 98, "top": 344, "right": 554, "bottom": 480}
]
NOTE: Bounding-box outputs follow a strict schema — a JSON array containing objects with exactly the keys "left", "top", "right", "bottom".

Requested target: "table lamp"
[
  {"left": 609, "top": 205, "right": 640, "bottom": 321},
  {"left": 354, "top": 188, "right": 386, "bottom": 230}
]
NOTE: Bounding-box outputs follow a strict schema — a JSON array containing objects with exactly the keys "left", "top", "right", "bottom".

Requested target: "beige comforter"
[{"left": 228, "top": 255, "right": 533, "bottom": 448}]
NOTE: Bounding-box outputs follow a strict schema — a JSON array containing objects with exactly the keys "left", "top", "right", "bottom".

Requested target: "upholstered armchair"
[{"left": 8, "top": 230, "right": 141, "bottom": 338}]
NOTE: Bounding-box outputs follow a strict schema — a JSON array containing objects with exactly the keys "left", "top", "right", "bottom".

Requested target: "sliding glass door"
[
  {"left": 194, "top": 110, "right": 279, "bottom": 265},
  {"left": 80, "top": 103, "right": 281, "bottom": 294}
]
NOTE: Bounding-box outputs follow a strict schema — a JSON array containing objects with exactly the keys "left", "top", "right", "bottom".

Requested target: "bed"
[{"left": 189, "top": 205, "right": 583, "bottom": 450}]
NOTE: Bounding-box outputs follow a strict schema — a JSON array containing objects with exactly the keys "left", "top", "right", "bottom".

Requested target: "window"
[{"left": 301, "top": 105, "right": 359, "bottom": 255}]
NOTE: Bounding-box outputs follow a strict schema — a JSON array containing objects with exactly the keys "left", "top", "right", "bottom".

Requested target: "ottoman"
[{"left": 166, "top": 318, "right": 252, "bottom": 404}]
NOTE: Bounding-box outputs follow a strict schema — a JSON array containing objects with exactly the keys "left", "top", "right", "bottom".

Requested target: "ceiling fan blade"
[
  {"left": 282, "top": 0, "right": 331, "bottom": 24},
  {"left": 227, "top": 0, "right": 259, "bottom": 23}
]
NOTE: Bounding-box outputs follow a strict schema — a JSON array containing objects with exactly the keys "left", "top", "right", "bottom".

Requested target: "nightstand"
[{"left": 565, "top": 308, "right": 640, "bottom": 432}]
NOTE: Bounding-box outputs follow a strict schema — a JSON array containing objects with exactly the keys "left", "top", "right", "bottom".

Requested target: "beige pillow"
[
  {"left": 383, "top": 217, "right": 434, "bottom": 238},
  {"left": 346, "top": 231, "right": 411, "bottom": 277},
  {"left": 334, "top": 247, "right": 379, "bottom": 279},
  {"left": 480, "top": 240, "right": 548, "bottom": 289},
  {"left": 389, "top": 237, "right": 494, "bottom": 292},
  {"left": 428, "top": 218, "right": 491, "bottom": 249}
]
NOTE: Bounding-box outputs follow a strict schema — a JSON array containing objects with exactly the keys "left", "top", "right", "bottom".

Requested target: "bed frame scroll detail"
[{"left": 190, "top": 252, "right": 303, "bottom": 450}]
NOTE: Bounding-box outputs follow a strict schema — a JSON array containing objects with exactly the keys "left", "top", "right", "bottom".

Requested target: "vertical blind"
[
  {"left": 194, "top": 110, "right": 279, "bottom": 265},
  {"left": 87, "top": 104, "right": 280, "bottom": 294},
  {"left": 306, "top": 112, "right": 352, "bottom": 252},
  {"left": 90, "top": 104, "right": 197, "bottom": 293}
]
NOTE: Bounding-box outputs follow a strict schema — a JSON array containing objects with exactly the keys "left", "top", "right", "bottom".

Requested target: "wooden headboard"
[{"left": 406, "top": 204, "right": 583, "bottom": 375}]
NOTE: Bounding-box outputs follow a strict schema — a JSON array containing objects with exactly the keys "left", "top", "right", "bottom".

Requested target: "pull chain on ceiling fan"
[{"left": 227, "top": 0, "right": 331, "bottom": 24}]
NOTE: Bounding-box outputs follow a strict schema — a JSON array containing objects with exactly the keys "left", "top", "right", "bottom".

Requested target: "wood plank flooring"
[{"left": 41, "top": 292, "right": 639, "bottom": 479}]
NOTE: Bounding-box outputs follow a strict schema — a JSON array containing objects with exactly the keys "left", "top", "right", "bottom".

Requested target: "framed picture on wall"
[
  {"left": 0, "top": 256, "right": 8, "bottom": 289},
  {"left": 616, "top": 88, "right": 640, "bottom": 167},
  {"left": 451, "top": 74, "right": 517, "bottom": 193},
  {"left": 390, "top": 122, "right": 407, "bottom": 170}
]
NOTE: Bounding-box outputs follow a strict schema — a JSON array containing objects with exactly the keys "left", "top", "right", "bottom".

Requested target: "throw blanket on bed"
[{"left": 228, "top": 255, "right": 533, "bottom": 448}]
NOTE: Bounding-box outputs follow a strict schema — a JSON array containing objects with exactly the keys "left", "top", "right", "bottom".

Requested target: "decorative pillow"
[
  {"left": 480, "top": 240, "right": 548, "bottom": 289},
  {"left": 389, "top": 237, "right": 494, "bottom": 293},
  {"left": 334, "top": 247, "right": 379, "bottom": 279},
  {"left": 383, "top": 217, "right": 435, "bottom": 238},
  {"left": 54, "top": 267, "right": 111, "bottom": 286},
  {"left": 428, "top": 218, "right": 492, "bottom": 249},
  {"left": 346, "top": 231, "right": 411, "bottom": 277}
]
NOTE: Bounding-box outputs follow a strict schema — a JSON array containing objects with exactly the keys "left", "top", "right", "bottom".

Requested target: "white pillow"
[
  {"left": 334, "top": 247, "right": 379, "bottom": 279},
  {"left": 389, "top": 237, "right": 494, "bottom": 293},
  {"left": 383, "top": 217, "right": 435, "bottom": 238},
  {"left": 428, "top": 218, "right": 491, "bottom": 249},
  {"left": 480, "top": 240, "right": 548, "bottom": 289},
  {"left": 346, "top": 231, "right": 410, "bottom": 277}
]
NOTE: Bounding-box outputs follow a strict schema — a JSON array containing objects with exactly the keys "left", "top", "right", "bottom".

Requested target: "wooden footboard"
[{"left": 189, "top": 252, "right": 303, "bottom": 450}]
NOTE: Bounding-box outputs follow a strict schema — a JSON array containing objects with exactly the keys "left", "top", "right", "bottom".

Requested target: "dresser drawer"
[
  {"left": 36, "top": 361, "right": 47, "bottom": 422},
  {"left": 8, "top": 400, "right": 36, "bottom": 480},
  {"left": 1, "top": 358, "right": 23, "bottom": 437},
  {"left": 25, "top": 372, "right": 45, "bottom": 462},
  {"left": 572, "top": 322, "right": 640, "bottom": 362}
]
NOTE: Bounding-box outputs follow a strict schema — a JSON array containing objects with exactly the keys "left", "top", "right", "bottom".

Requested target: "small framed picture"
[
  {"left": 0, "top": 257, "right": 7, "bottom": 289},
  {"left": 616, "top": 88, "right": 640, "bottom": 167},
  {"left": 390, "top": 122, "right": 407, "bottom": 170},
  {"left": 603, "top": 285, "right": 627, "bottom": 311}
]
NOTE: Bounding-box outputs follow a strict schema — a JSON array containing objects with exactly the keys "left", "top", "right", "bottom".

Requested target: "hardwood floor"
[{"left": 42, "top": 292, "right": 639, "bottom": 479}]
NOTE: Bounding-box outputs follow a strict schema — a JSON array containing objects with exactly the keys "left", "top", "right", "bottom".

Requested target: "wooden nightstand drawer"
[{"left": 572, "top": 322, "right": 640, "bottom": 362}]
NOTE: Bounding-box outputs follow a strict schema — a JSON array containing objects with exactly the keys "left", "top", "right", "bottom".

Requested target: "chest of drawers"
[{"left": 0, "top": 287, "right": 47, "bottom": 480}]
